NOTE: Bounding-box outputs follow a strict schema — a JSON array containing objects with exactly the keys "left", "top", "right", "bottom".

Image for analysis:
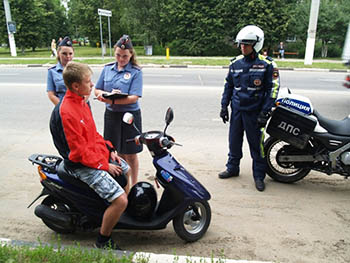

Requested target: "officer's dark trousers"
[{"left": 226, "top": 108, "right": 266, "bottom": 180}]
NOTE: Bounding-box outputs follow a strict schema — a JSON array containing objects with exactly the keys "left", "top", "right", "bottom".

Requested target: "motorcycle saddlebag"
[{"left": 266, "top": 105, "right": 317, "bottom": 149}]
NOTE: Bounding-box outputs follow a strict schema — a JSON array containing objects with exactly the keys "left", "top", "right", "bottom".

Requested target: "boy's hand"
[
  {"left": 108, "top": 163, "right": 123, "bottom": 176},
  {"left": 110, "top": 151, "right": 121, "bottom": 164}
]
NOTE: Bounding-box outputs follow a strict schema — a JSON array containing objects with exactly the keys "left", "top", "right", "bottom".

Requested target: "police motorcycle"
[
  {"left": 264, "top": 88, "right": 350, "bottom": 183},
  {"left": 28, "top": 107, "right": 211, "bottom": 242}
]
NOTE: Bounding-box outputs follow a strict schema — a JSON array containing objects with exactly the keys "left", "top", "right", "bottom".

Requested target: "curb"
[
  {"left": 0, "top": 64, "right": 350, "bottom": 72},
  {"left": 0, "top": 237, "right": 272, "bottom": 263}
]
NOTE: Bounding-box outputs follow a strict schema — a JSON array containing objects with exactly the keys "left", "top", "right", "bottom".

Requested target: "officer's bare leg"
[{"left": 120, "top": 153, "right": 139, "bottom": 187}]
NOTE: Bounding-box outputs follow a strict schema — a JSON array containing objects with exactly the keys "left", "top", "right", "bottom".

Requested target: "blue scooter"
[{"left": 28, "top": 107, "right": 211, "bottom": 242}]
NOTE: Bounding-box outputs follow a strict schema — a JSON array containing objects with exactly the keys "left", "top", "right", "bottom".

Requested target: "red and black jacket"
[{"left": 50, "top": 89, "right": 113, "bottom": 170}]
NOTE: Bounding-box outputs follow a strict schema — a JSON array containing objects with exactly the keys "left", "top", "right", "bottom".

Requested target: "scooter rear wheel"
[
  {"left": 41, "top": 196, "right": 76, "bottom": 234},
  {"left": 173, "top": 200, "right": 211, "bottom": 242}
]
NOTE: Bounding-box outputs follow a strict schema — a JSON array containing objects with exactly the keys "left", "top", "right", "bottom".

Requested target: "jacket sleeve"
[
  {"left": 62, "top": 114, "right": 110, "bottom": 171},
  {"left": 262, "top": 61, "right": 280, "bottom": 113},
  {"left": 221, "top": 65, "right": 234, "bottom": 108}
]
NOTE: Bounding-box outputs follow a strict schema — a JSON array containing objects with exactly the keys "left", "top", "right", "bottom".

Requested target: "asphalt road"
[
  {"left": 0, "top": 67, "right": 350, "bottom": 262},
  {"left": 1, "top": 67, "right": 349, "bottom": 182}
]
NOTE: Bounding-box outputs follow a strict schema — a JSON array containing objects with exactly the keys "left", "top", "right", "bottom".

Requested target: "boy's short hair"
[{"left": 63, "top": 61, "right": 92, "bottom": 90}]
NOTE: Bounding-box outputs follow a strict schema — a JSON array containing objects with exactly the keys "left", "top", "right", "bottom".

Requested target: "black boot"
[
  {"left": 255, "top": 179, "right": 265, "bottom": 192},
  {"left": 218, "top": 170, "right": 239, "bottom": 179}
]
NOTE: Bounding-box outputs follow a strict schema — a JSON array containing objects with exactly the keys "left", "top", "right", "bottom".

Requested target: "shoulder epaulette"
[
  {"left": 132, "top": 64, "right": 142, "bottom": 70},
  {"left": 48, "top": 65, "right": 57, "bottom": 70},
  {"left": 104, "top": 62, "right": 115, "bottom": 67},
  {"left": 230, "top": 55, "right": 244, "bottom": 65},
  {"left": 258, "top": 54, "right": 274, "bottom": 64},
  {"left": 265, "top": 56, "right": 274, "bottom": 62}
]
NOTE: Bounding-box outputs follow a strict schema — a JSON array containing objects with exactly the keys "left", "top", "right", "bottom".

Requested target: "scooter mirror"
[
  {"left": 165, "top": 107, "right": 174, "bottom": 125},
  {"left": 123, "top": 112, "right": 134, "bottom": 125}
]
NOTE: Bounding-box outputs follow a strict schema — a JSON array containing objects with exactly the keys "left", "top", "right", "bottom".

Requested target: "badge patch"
[
  {"left": 254, "top": 79, "right": 262, "bottom": 86},
  {"left": 124, "top": 72, "right": 131, "bottom": 80},
  {"left": 273, "top": 69, "right": 279, "bottom": 79},
  {"left": 252, "top": 64, "right": 264, "bottom": 68}
]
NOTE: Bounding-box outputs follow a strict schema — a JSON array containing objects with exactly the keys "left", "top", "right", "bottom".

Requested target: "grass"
[
  {"left": 0, "top": 243, "right": 229, "bottom": 263},
  {"left": 0, "top": 45, "right": 348, "bottom": 70},
  {"left": 0, "top": 244, "right": 134, "bottom": 263}
]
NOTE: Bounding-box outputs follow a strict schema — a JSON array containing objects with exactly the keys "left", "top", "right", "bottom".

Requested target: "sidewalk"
[{"left": 0, "top": 57, "right": 349, "bottom": 72}]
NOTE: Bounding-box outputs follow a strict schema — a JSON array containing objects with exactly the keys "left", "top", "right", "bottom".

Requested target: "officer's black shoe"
[
  {"left": 218, "top": 170, "right": 239, "bottom": 179},
  {"left": 255, "top": 179, "right": 265, "bottom": 192}
]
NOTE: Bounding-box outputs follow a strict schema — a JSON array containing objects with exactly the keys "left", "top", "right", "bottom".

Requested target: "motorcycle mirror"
[
  {"left": 164, "top": 107, "right": 174, "bottom": 135},
  {"left": 123, "top": 112, "right": 134, "bottom": 125},
  {"left": 165, "top": 107, "right": 174, "bottom": 125}
]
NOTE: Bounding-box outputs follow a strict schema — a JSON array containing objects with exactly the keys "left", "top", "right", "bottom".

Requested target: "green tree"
[
  {"left": 0, "top": 0, "right": 68, "bottom": 52},
  {"left": 288, "top": 0, "right": 350, "bottom": 57},
  {"left": 317, "top": 0, "right": 349, "bottom": 57},
  {"left": 0, "top": 4, "right": 6, "bottom": 45},
  {"left": 160, "top": 0, "right": 230, "bottom": 56},
  {"left": 41, "top": 0, "right": 69, "bottom": 47},
  {"left": 68, "top": 0, "right": 124, "bottom": 47},
  {"left": 120, "top": 0, "right": 164, "bottom": 46},
  {"left": 10, "top": 0, "right": 46, "bottom": 52},
  {"left": 233, "top": 0, "right": 296, "bottom": 53}
]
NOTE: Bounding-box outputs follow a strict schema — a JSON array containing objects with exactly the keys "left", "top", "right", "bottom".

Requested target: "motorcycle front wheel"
[
  {"left": 264, "top": 137, "right": 311, "bottom": 183},
  {"left": 173, "top": 200, "right": 211, "bottom": 242},
  {"left": 41, "top": 196, "right": 76, "bottom": 234}
]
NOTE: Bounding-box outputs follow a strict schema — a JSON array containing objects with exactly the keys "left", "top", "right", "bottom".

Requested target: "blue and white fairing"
[
  {"left": 275, "top": 88, "right": 328, "bottom": 133},
  {"left": 276, "top": 88, "right": 313, "bottom": 115}
]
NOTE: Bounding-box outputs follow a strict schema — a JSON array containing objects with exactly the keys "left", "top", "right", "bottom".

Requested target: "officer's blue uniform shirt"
[
  {"left": 95, "top": 62, "right": 143, "bottom": 112},
  {"left": 47, "top": 62, "right": 66, "bottom": 101},
  {"left": 221, "top": 53, "right": 280, "bottom": 113}
]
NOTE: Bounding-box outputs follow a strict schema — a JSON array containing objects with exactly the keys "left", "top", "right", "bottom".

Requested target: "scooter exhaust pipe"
[{"left": 34, "top": 204, "right": 73, "bottom": 228}]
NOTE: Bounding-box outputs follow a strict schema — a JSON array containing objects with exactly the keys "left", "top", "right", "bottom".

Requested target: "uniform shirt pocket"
[{"left": 53, "top": 77, "right": 66, "bottom": 93}]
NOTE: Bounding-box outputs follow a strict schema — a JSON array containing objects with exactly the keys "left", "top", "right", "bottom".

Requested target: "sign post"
[
  {"left": 3, "top": 0, "right": 17, "bottom": 57},
  {"left": 304, "top": 0, "right": 320, "bottom": 65},
  {"left": 98, "top": 8, "right": 112, "bottom": 59}
]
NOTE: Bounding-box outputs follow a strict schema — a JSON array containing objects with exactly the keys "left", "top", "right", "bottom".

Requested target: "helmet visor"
[{"left": 237, "top": 39, "right": 256, "bottom": 46}]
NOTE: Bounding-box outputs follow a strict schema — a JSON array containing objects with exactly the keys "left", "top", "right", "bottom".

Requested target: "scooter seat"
[
  {"left": 57, "top": 161, "right": 128, "bottom": 190},
  {"left": 314, "top": 110, "right": 350, "bottom": 136},
  {"left": 57, "top": 161, "right": 91, "bottom": 191}
]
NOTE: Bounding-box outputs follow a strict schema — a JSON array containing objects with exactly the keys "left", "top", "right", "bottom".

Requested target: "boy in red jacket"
[{"left": 50, "top": 61, "right": 128, "bottom": 249}]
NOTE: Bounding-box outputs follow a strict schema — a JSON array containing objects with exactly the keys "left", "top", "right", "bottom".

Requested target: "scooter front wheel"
[{"left": 173, "top": 200, "right": 211, "bottom": 242}]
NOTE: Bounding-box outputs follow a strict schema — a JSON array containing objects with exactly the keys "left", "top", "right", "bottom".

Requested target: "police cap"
[
  {"left": 115, "top": 35, "right": 133, "bottom": 50},
  {"left": 58, "top": 36, "right": 73, "bottom": 47}
]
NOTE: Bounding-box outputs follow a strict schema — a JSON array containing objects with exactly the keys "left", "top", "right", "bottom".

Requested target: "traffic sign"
[{"left": 98, "top": 8, "right": 112, "bottom": 17}]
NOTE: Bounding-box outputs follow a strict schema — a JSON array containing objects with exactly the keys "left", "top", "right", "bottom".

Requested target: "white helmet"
[{"left": 235, "top": 25, "right": 264, "bottom": 53}]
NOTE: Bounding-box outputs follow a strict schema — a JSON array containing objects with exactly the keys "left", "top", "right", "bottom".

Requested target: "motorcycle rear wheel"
[
  {"left": 173, "top": 200, "right": 211, "bottom": 242},
  {"left": 41, "top": 196, "right": 76, "bottom": 234},
  {"left": 265, "top": 137, "right": 311, "bottom": 183}
]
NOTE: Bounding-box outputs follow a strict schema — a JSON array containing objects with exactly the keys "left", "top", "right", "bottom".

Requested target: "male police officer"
[{"left": 219, "top": 25, "right": 280, "bottom": 191}]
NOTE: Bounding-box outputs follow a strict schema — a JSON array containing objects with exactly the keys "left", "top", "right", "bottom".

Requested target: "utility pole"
[
  {"left": 3, "top": 0, "right": 17, "bottom": 57},
  {"left": 304, "top": 0, "right": 320, "bottom": 65}
]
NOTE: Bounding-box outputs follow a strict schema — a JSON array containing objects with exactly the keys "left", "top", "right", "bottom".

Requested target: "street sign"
[
  {"left": 98, "top": 8, "right": 112, "bottom": 17},
  {"left": 98, "top": 8, "right": 113, "bottom": 58},
  {"left": 7, "top": 21, "right": 16, "bottom": 33}
]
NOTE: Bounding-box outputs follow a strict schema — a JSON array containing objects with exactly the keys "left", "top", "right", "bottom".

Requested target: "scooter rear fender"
[{"left": 153, "top": 153, "right": 211, "bottom": 201}]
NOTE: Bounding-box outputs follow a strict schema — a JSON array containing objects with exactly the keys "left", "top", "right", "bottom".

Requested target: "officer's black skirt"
[{"left": 104, "top": 109, "right": 143, "bottom": 154}]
